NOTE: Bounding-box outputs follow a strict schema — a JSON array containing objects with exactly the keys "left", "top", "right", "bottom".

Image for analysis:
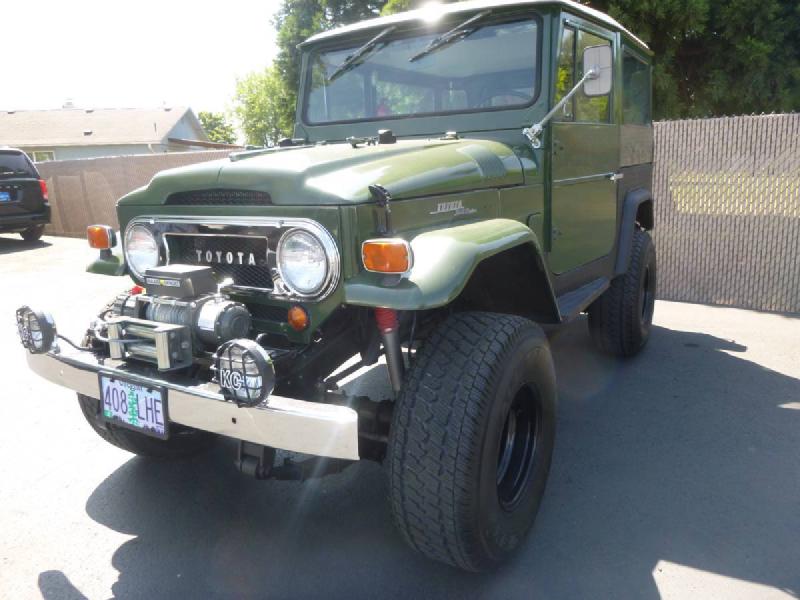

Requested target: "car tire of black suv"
[
  {"left": 77, "top": 394, "right": 216, "bottom": 458},
  {"left": 20, "top": 225, "right": 45, "bottom": 242},
  {"left": 588, "top": 228, "right": 657, "bottom": 357},
  {"left": 388, "top": 312, "right": 557, "bottom": 571}
]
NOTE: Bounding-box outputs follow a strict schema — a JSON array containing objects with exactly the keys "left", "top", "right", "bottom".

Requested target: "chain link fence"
[
  {"left": 36, "top": 113, "right": 800, "bottom": 313},
  {"left": 653, "top": 113, "right": 800, "bottom": 313}
]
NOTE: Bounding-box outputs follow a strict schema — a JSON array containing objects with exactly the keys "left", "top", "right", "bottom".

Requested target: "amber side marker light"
[
  {"left": 87, "top": 224, "right": 116, "bottom": 250},
  {"left": 362, "top": 239, "right": 412, "bottom": 274},
  {"left": 288, "top": 305, "right": 310, "bottom": 332}
]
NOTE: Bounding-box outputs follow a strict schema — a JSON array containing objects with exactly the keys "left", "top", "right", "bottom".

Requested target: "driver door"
[{"left": 549, "top": 21, "right": 619, "bottom": 275}]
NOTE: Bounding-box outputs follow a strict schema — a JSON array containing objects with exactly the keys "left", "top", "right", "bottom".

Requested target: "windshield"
[{"left": 304, "top": 15, "right": 540, "bottom": 125}]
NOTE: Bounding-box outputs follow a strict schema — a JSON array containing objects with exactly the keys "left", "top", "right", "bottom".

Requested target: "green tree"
[
  {"left": 233, "top": 66, "right": 294, "bottom": 146},
  {"left": 591, "top": 0, "right": 800, "bottom": 118},
  {"left": 197, "top": 111, "right": 237, "bottom": 144},
  {"left": 272, "top": 1, "right": 390, "bottom": 130}
]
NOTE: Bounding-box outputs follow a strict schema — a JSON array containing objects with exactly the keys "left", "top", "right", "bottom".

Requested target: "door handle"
[{"left": 607, "top": 172, "right": 624, "bottom": 182}]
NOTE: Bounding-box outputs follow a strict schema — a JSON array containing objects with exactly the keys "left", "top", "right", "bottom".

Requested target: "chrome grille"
[
  {"left": 126, "top": 216, "right": 341, "bottom": 300},
  {"left": 165, "top": 233, "right": 273, "bottom": 290}
]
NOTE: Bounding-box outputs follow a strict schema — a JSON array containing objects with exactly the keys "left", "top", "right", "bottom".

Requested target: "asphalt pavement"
[{"left": 1, "top": 234, "right": 798, "bottom": 599}]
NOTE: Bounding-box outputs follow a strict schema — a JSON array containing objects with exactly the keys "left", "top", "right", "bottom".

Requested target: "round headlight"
[
  {"left": 277, "top": 229, "right": 329, "bottom": 296},
  {"left": 125, "top": 225, "right": 160, "bottom": 278}
]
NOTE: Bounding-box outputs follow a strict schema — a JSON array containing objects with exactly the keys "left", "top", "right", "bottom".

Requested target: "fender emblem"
[{"left": 429, "top": 200, "right": 477, "bottom": 216}]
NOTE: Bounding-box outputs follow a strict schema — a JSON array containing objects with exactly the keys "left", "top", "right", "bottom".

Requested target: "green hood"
[{"left": 119, "top": 138, "right": 524, "bottom": 206}]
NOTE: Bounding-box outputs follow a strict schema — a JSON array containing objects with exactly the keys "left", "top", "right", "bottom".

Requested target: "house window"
[{"left": 30, "top": 151, "right": 55, "bottom": 162}]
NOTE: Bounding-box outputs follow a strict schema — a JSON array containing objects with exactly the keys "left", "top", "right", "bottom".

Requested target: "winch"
[{"left": 106, "top": 265, "right": 252, "bottom": 370}]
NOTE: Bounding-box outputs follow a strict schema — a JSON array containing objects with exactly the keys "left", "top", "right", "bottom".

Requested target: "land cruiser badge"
[{"left": 430, "top": 200, "right": 477, "bottom": 216}]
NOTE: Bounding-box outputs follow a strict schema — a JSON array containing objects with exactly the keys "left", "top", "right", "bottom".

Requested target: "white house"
[{"left": 0, "top": 106, "right": 225, "bottom": 162}]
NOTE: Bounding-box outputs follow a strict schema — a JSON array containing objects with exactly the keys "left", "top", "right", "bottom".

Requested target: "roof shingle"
[{"left": 0, "top": 107, "right": 203, "bottom": 147}]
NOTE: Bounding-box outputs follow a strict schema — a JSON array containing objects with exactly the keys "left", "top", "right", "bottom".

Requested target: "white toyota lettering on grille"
[{"left": 196, "top": 249, "right": 257, "bottom": 266}]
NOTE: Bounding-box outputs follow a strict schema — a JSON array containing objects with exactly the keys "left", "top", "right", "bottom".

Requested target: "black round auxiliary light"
[
  {"left": 213, "top": 339, "right": 275, "bottom": 407},
  {"left": 15, "top": 306, "right": 56, "bottom": 354}
]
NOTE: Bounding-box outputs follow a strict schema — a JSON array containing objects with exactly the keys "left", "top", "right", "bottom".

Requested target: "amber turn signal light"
[
  {"left": 362, "top": 239, "right": 412, "bottom": 274},
  {"left": 287, "top": 305, "right": 310, "bottom": 332},
  {"left": 87, "top": 224, "right": 116, "bottom": 250}
]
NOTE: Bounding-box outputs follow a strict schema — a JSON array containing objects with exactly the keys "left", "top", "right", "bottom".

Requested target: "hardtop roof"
[{"left": 301, "top": 0, "right": 650, "bottom": 53}]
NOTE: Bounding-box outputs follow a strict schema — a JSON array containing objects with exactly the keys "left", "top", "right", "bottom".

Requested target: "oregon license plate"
[
  {"left": 99, "top": 375, "right": 168, "bottom": 439},
  {"left": 0, "top": 192, "right": 10, "bottom": 202}
]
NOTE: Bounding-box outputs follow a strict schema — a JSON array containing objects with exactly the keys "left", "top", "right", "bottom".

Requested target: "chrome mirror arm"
[{"left": 522, "top": 68, "right": 597, "bottom": 149}]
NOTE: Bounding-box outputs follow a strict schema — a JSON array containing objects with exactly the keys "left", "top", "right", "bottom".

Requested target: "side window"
[
  {"left": 553, "top": 26, "right": 575, "bottom": 121},
  {"left": 575, "top": 31, "right": 611, "bottom": 122},
  {"left": 623, "top": 50, "right": 651, "bottom": 124}
]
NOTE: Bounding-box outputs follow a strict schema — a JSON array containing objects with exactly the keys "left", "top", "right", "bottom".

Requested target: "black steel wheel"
[
  {"left": 588, "top": 228, "right": 657, "bottom": 356},
  {"left": 388, "top": 312, "right": 557, "bottom": 571},
  {"left": 496, "top": 385, "right": 541, "bottom": 510}
]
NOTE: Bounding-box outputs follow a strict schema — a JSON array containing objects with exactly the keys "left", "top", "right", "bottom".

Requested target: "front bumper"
[{"left": 26, "top": 346, "right": 360, "bottom": 460}]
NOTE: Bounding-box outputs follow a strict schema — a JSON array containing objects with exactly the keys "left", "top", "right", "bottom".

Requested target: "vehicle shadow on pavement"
[
  {"left": 0, "top": 235, "right": 51, "bottom": 254},
  {"left": 83, "top": 318, "right": 800, "bottom": 599}
]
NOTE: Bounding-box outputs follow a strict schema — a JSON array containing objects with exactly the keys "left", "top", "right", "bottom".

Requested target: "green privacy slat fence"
[
  {"left": 652, "top": 113, "right": 800, "bottom": 314},
  {"left": 35, "top": 113, "right": 800, "bottom": 313}
]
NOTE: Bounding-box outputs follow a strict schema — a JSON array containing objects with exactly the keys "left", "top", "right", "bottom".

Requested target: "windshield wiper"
[
  {"left": 328, "top": 25, "right": 397, "bottom": 83},
  {"left": 409, "top": 9, "right": 492, "bottom": 62}
]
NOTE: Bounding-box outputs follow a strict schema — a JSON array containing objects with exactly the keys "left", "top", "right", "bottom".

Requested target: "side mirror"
[{"left": 583, "top": 44, "right": 612, "bottom": 97}]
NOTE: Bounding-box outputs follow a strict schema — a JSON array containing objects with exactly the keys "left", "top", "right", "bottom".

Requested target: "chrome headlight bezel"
[
  {"left": 276, "top": 225, "right": 340, "bottom": 299},
  {"left": 124, "top": 224, "right": 161, "bottom": 280}
]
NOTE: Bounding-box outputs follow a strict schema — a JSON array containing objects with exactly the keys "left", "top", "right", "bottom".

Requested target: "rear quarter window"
[{"left": 622, "top": 50, "right": 651, "bottom": 124}]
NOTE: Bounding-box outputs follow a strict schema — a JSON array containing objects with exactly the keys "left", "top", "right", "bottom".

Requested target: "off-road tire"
[
  {"left": 388, "top": 312, "right": 557, "bottom": 571},
  {"left": 20, "top": 224, "right": 45, "bottom": 242},
  {"left": 588, "top": 228, "right": 656, "bottom": 357},
  {"left": 78, "top": 394, "right": 215, "bottom": 458}
]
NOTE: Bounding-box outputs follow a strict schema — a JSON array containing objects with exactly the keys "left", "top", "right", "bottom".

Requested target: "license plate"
[
  {"left": 99, "top": 375, "right": 168, "bottom": 439},
  {"left": 0, "top": 192, "right": 10, "bottom": 202}
]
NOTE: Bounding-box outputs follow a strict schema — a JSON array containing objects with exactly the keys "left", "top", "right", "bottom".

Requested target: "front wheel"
[{"left": 388, "top": 312, "right": 557, "bottom": 571}]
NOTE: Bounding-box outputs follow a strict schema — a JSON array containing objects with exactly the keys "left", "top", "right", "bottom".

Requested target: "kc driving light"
[
  {"left": 213, "top": 339, "right": 275, "bottom": 406},
  {"left": 277, "top": 229, "right": 329, "bottom": 296},
  {"left": 16, "top": 306, "right": 56, "bottom": 354},
  {"left": 124, "top": 224, "right": 160, "bottom": 278}
]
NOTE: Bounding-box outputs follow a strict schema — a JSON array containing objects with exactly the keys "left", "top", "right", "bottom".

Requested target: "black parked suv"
[{"left": 0, "top": 148, "right": 51, "bottom": 242}]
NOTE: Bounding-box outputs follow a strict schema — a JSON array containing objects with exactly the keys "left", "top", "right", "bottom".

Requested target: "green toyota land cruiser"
[{"left": 16, "top": 0, "right": 655, "bottom": 571}]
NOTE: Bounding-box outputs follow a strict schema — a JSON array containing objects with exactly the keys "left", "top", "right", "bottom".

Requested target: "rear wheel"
[
  {"left": 78, "top": 394, "right": 215, "bottom": 458},
  {"left": 388, "top": 312, "right": 557, "bottom": 571},
  {"left": 588, "top": 228, "right": 656, "bottom": 357},
  {"left": 20, "top": 224, "right": 45, "bottom": 242}
]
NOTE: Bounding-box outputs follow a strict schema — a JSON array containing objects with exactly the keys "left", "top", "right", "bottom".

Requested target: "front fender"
[{"left": 344, "top": 219, "right": 555, "bottom": 312}]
